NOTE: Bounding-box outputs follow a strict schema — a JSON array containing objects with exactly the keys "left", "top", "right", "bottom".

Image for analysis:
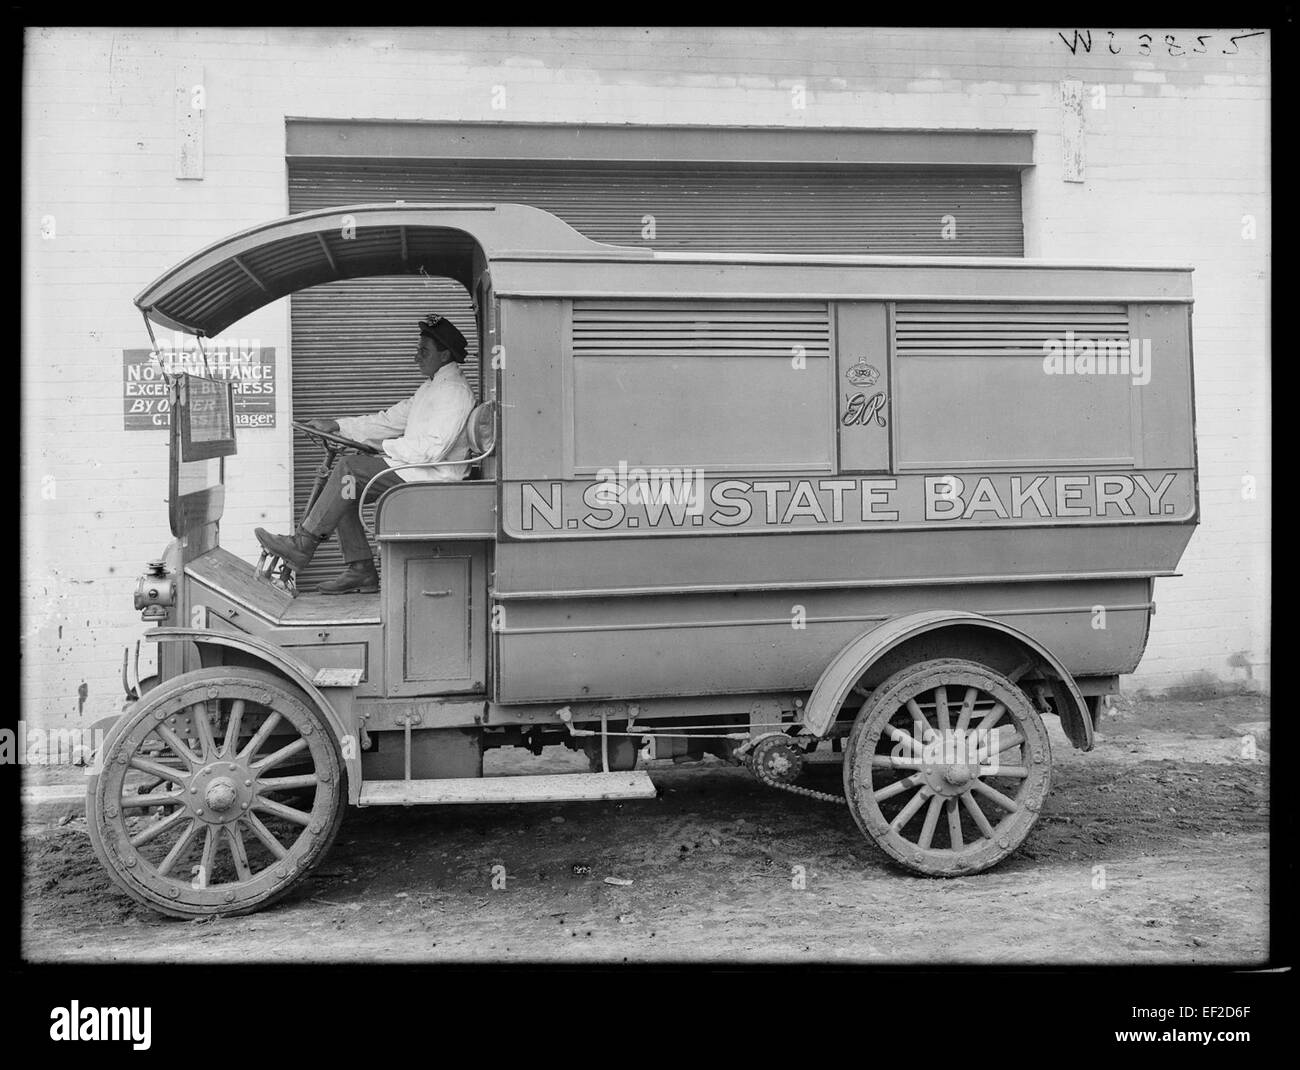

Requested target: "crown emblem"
[{"left": 846, "top": 358, "right": 880, "bottom": 387}]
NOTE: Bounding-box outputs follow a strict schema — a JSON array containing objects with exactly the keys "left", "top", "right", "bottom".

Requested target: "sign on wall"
[{"left": 123, "top": 346, "right": 276, "bottom": 429}]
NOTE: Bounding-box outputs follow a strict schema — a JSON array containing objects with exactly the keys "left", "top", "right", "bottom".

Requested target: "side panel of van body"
[{"left": 491, "top": 278, "right": 1196, "bottom": 706}]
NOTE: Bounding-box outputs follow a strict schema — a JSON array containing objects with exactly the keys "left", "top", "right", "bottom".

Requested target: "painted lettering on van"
[
  {"left": 924, "top": 472, "right": 1179, "bottom": 521},
  {"left": 510, "top": 471, "right": 1192, "bottom": 535}
]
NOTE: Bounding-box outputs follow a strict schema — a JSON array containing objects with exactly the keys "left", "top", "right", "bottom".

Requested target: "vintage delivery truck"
[{"left": 87, "top": 202, "right": 1198, "bottom": 916}]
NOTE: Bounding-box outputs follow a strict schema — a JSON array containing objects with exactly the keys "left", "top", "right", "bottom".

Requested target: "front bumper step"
[{"left": 357, "top": 770, "right": 658, "bottom": 806}]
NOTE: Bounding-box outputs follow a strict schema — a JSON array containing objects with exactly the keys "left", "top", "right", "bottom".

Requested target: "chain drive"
[{"left": 750, "top": 745, "right": 849, "bottom": 806}]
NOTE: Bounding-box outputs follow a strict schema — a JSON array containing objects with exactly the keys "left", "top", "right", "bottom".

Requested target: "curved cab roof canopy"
[{"left": 134, "top": 202, "right": 648, "bottom": 337}]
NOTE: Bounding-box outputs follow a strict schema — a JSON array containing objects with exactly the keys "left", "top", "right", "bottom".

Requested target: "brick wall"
[{"left": 22, "top": 26, "right": 1270, "bottom": 727}]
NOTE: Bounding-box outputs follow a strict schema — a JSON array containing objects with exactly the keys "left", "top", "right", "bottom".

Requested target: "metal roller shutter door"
[
  {"left": 288, "top": 161, "right": 1023, "bottom": 254},
  {"left": 287, "top": 159, "right": 1022, "bottom": 586}
]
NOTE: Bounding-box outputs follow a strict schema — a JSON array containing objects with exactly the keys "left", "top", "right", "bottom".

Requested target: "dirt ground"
[{"left": 22, "top": 693, "right": 1269, "bottom": 964}]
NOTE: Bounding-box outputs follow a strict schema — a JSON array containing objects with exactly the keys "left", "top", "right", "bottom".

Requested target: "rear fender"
[
  {"left": 143, "top": 627, "right": 362, "bottom": 801},
  {"left": 802, "top": 610, "right": 1094, "bottom": 750}
]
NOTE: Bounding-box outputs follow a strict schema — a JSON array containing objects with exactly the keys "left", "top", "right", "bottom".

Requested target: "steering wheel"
[{"left": 291, "top": 420, "right": 381, "bottom": 456}]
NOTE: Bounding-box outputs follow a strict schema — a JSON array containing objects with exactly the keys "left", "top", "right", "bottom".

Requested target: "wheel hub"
[
  {"left": 205, "top": 777, "right": 238, "bottom": 812},
  {"left": 916, "top": 731, "right": 983, "bottom": 797},
  {"left": 188, "top": 762, "right": 253, "bottom": 823},
  {"left": 921, "top": 759, "right": 982, "bottom": 797},
  {"left": 942, "top": 764, "right": 973, "bottom": 786}
]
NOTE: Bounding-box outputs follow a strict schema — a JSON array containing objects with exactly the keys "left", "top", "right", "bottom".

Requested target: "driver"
[{"left": 254, "top": 313, "right": 476, "bottom": 594}]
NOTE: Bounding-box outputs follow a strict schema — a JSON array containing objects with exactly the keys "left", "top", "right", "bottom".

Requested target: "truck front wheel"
[{"left": 86, "top": 666, "right": 346, "bottom": 918}]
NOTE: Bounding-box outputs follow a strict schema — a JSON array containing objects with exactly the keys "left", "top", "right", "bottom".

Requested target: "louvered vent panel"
[
  {"left": 892, "top": 301, "right": 1138, "bottom": 470},
  {"left": 572, "top": 300, "right": 831, "bottom": 358},
  {"left": 895, "top": 302, "right": 1131, "bottom": 357},
  {"left": 569, "top": 300, "right": 833, "bottom": 471}
]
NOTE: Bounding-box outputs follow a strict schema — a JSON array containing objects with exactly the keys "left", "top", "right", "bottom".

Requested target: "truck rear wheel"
[
  {"left": 87, "top": 666, "right": 346, "bottom": 918},
  {"left": 842, "top": 658, "right": 1051, "bottom": 876}
]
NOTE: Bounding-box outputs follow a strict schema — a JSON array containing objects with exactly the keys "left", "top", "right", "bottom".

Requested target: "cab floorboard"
[{"left": 185, "top": 547, "right": 381, "bottom": 625}]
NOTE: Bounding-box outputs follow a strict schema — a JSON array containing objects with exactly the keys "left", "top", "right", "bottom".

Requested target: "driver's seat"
[{"left": 463, "top": 399, "right": 498, "bottom": 480}]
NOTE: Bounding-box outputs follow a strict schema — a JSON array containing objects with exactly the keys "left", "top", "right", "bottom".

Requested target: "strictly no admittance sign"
[{"left": 123, "top": 346, "right": 276, "bottom": 430}]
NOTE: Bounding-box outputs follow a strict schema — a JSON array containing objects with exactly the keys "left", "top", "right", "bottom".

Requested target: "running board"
[{"left": 357, "top": 771, "right": 658, "bottom": 807}]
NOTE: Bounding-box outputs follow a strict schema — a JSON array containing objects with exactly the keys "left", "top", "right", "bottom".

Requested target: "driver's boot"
[
  {"left": 317, "top": 559, "right": 380, "bottom": 595},
  {"left": 253, "top": 528, "right": 321, "bottom": 571}
]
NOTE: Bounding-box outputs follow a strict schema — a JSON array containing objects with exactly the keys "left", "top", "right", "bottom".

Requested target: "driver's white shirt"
[{"left": 335, "top": 362, "right": 475, "bottom": 482}]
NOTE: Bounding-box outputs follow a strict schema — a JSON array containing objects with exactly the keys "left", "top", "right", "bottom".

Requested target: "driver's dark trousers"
[{"left": 301, "top": 454, "right": 403, "bottom": 563}]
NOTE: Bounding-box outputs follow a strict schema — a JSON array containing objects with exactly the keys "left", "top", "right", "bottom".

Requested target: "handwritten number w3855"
[{"left": 1058, "top": 30, "right": 1264, "bottom": 56}]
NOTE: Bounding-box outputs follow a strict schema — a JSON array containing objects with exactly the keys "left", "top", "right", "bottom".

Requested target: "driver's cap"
[{"left": 418, "top": 314, "right": 468, "bottom": 362}]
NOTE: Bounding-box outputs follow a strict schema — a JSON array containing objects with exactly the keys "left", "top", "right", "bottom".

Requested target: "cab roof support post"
[
  {"left": 140, "top": 309, "right": 160, "bottom": 351},
  {"left": 140, "top": 310, "right": 175, "bottom": 384},
  {"left": 195, "top": 332, "right": 213, "bottom": 379}
]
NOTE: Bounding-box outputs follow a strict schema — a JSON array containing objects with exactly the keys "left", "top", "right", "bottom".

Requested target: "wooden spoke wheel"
[
  {"left": 843, "top": 658, "right": 1051, "bottom": 876},
  {"left": 87, "top": 667, "right": 346, "bottom": 918}
]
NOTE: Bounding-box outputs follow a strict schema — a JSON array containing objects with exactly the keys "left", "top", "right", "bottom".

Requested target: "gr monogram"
[{"left": 842, "top": 390, "right": 888, "bottom": 428}]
